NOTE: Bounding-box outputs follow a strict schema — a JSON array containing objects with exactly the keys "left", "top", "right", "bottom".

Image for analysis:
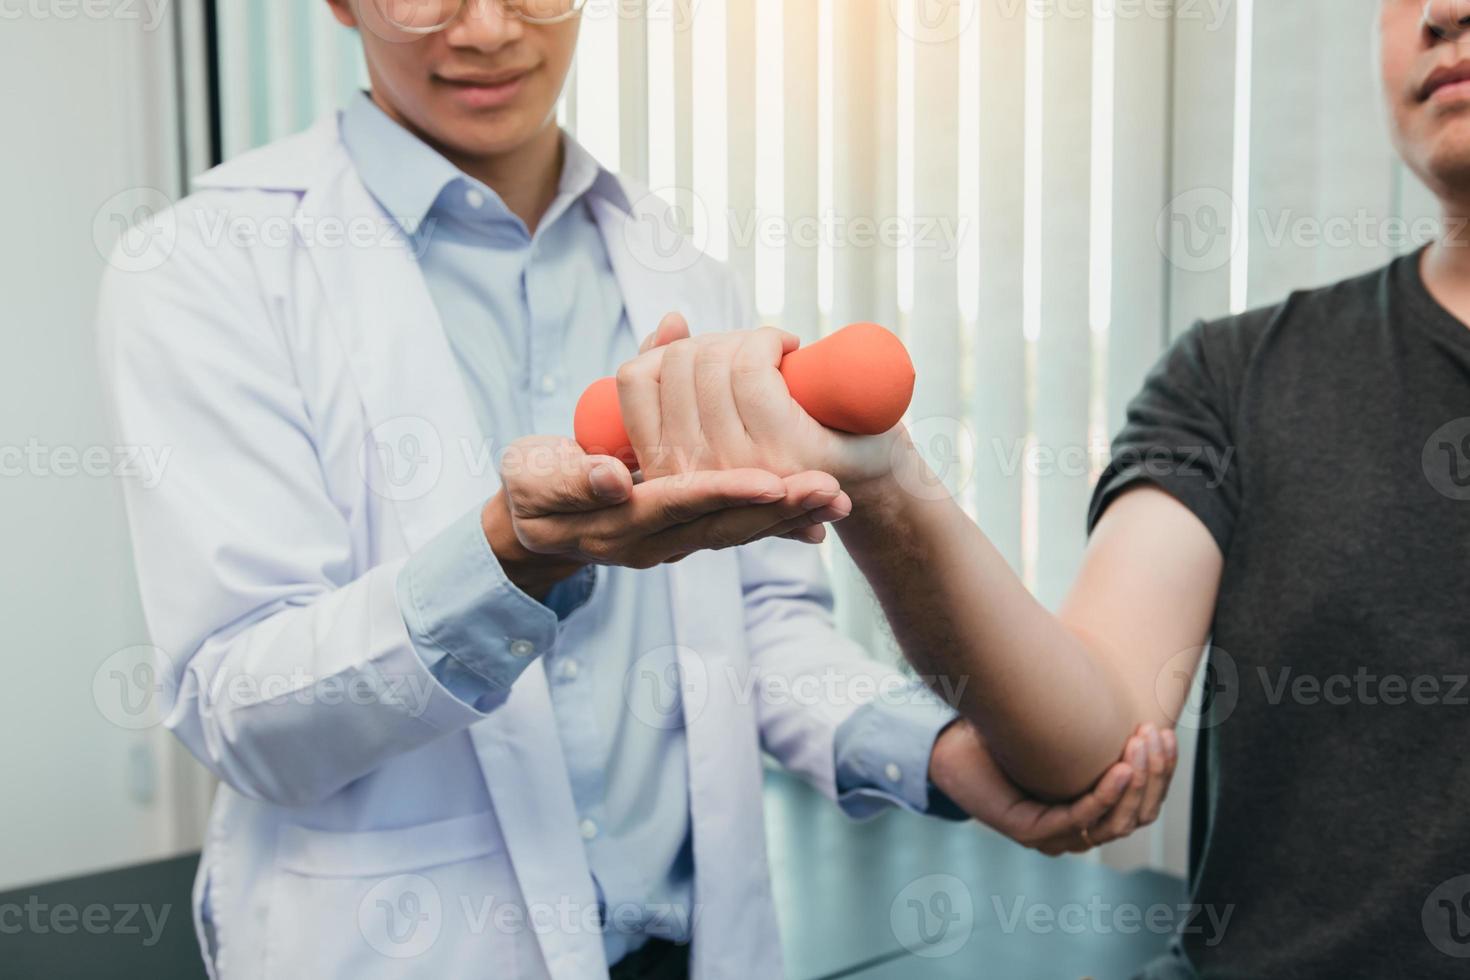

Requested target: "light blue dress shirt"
[{"left": 339, "top": 92, "right": 960, "bottom": 968}]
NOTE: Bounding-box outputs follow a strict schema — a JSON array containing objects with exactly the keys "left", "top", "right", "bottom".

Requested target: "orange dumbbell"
[{"left": 573, "top": 322, "right": 916, "bottom": 468}]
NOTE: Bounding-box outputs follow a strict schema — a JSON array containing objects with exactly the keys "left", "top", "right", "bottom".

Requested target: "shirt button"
[
  {"left": 579, "top": 819, "right": 599, "bottom": 841},
  {"left": 539, "top": 373, "right": 557, "bottom": 395},
  {"left": 509, "top": 639, "right": 536, "bottom": 658},
  {"left": 884, "top": 763, "right": 902, "bottom": 784},
  {"left": 559, "top": 659, "right": 581, "bottom": 681},
  {"left": 465, "top": 188, "right": 486, "bottom": 209}
]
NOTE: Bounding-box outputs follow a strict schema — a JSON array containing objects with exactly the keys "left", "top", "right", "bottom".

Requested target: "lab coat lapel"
[
  {"left": 298, "top": 168, "right": 488, "bottom": 552},
  {"left": 595, "top": 196, "right": 786, "bottom": 979},
  {"left": 302, "top": 164, "right": 608, "bottom": 980}
]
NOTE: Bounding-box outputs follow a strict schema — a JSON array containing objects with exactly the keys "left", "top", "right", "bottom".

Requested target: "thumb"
[
  {"left": 503, "top": 438, "right": 633, "bottom": 514},
  {"left": 585, "top": 456, "right": 634, "bottom": 504},
  {"left": 543, "top": 454, "right": 632, "bottom": 512},
  {"left": 640, "top": 311, "right": 692, "bottom": 354}
]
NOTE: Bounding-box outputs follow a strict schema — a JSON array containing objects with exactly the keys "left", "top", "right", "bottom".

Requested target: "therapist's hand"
[
  {"left": 928, "top": 719, "right": 1177, "bottom": 856},
  {"left": 483, "top": 435, "right": 851, "bottom": 599},
  {"left": 616, "top": 314, "right": 898, "bottom": 488}
]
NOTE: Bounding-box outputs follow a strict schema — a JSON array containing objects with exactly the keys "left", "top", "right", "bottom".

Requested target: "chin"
[
  {"left": 1398, "top": 109, "right": 1470, "bottom": 201},
  {"left": 1422, "top": 125, "right": 1470, "bottom": 199},
  {"left": 437, "top": 102, "right": 554, "bottom": 157}
]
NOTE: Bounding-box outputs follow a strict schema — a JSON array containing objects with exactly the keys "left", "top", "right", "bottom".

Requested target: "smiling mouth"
[
  {"left": 433, "top": 68, "right": 536, "bottom": 108},
  {"left": 440, "top": 70, "right": 527, "bottom": 85}
]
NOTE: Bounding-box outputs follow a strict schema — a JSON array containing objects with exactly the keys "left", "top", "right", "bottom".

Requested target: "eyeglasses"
[{"left": 369, "top": 0, "right": 588, "bottom": 33}]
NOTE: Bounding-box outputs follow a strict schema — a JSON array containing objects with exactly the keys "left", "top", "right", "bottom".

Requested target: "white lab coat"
[{"left": 97, "top": 115, "right": 910, "bottom": 980}]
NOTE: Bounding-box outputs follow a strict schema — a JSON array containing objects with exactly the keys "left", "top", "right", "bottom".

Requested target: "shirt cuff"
[
  {"left": 396, "top": 506, "right": 596, "bottom": 709},
  {"left": 833, "top": 682, "right": 967, "bottom": 821}
]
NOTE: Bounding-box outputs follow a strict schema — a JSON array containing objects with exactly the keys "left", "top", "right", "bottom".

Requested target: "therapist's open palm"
[
  {"left": 617, "top": 314, "right": 898, "bottom": 488},
  {"left": 483, "top": 434, "right": 853, "bottom": 598}
]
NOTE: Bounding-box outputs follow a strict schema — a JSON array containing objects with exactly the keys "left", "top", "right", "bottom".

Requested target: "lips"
[
  {"left": 1421, "top": 61, "right": 1470, "bottom": 101},
  {"left": 436, "top": 68, "right": 533, "bottom": 88}
]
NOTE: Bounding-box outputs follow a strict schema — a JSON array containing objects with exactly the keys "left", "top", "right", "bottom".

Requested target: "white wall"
[{"left": 0, "top": 4, "right": 205, "bottom": 889}]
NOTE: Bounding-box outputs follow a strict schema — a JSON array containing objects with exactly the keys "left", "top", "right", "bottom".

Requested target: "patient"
[{"left": 608, "top": 2, "right": 1470, "bottom": 976}]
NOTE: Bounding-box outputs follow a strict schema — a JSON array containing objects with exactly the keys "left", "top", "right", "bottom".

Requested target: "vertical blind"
[{"left": 214, "top": 0, "right": 1436, "bottom": 875}]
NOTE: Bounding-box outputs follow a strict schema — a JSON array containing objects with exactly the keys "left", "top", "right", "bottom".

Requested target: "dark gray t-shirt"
[{"left": 1089, "top": 250, "right": 1470, "bottom": 978}]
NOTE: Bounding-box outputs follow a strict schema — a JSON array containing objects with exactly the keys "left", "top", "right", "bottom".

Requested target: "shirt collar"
[{"left": 340, "top": 90, "right": 630, "bottom": 239}]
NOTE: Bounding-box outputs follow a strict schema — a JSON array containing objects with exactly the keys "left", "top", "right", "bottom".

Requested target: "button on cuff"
[{"left": 397, "top": 507, "right": 561, "bottom": 698}]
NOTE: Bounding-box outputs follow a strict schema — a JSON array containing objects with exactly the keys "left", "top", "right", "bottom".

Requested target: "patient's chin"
[
  {"left": 1401, "top": 117, "right": 1470, "bottom": 205},
  {"left": 1425, "top": 146, "right": 1470, "bottom": 204}
]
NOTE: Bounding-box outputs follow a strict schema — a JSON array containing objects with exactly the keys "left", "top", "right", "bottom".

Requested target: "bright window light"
[
  {"left": 1230, "top": 0, "right": 1254, "bottom": 314},
  {"left": 755, "top": 0, "right": 785, "bottom": 315}
]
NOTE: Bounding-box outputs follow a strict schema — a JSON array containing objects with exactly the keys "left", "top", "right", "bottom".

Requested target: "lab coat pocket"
[{"left": 263, "top": 812, "right": 519, "bottom": 979}]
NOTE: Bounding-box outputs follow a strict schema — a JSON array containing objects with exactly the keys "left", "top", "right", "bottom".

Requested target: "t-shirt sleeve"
[{"left": 1087, "top": 318, "right": 1245, "bottom": 554}]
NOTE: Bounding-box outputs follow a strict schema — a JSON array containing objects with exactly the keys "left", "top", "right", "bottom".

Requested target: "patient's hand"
[
  {"left": 928, "top": 719, "right": 1177, "bottom": 856},
  {"left": 614, "top": 314, "right": 898, "bottom": 488}
]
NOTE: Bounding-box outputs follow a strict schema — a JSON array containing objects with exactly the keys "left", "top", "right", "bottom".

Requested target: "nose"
[
  {"left": 443, "top": 0, "right": 526, "bottom": 50},
  {"left": 1424, "top": 0, "right": 1470, "bottom": 41}
]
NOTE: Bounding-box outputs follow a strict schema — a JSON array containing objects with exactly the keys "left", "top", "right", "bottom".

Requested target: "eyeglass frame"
[{"left": 370, "top": 0, "right": 590, "bottom": 33}]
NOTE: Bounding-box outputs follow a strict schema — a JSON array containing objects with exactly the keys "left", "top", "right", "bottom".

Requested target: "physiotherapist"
[{"left": 96, "top": 1, "right": 1174, "bottom": 978}]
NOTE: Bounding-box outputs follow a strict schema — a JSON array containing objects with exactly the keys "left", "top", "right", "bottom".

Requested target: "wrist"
[
  {"left": 840, "top": 429, "right": 921, "bottom": 524},
  {"left": 481, "top": 491, "right": 586, "bottom": 601},
  {"left": 927, "top": 718, "right": 968, "bottom": 793}
]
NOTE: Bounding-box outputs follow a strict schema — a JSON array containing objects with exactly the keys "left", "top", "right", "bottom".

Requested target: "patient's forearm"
[{"left": 838, "top": 439, "right": 1144, "bottom": 800}]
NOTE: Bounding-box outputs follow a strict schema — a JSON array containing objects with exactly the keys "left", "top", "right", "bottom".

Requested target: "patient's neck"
[{"left": 1422, "top": 196, "right": 1470, "bottom": 329}]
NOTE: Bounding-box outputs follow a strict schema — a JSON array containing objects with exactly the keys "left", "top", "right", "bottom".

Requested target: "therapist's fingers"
[
  {"left": 639, "top": 311, "right": 692, "bottom": 354},
  {"left": 513, "top": 467, "right": 783, "bottom": 560},
  {"left": 1136, "top": 726, "right": 1178, "bottom": 826},
  {"left": 1086, "top": 735, "right": 1150, "bottom": 845},
  {"left": 1022, "top": 761, "right": 1133, "bottom": 855},
  {"left": 634, "top": 468, "right": 842, "bottom": 532},
  {"left": 501, "top": 436, "right": 633, "bottom": 515},
  {"left": 643, "top": 475, "right": 851, "bottom": 562},
  {"left": 659, "top": 504, "right": 836, "bottom": 559},
  {"left": 513, "top": 462, "right": 850, "bottom": 567}
]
